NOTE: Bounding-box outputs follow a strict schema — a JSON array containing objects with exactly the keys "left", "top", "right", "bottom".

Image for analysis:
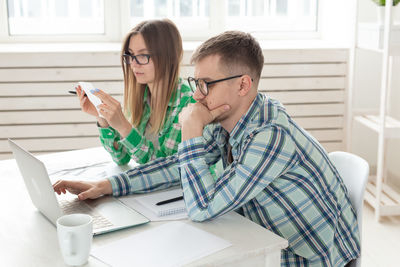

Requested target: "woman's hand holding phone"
[
  {"left": 75, "top": 85, "right": 99, "bottom": 118},
  {"left": 70, "top": 84, "right": 130, "bottom": 134}
]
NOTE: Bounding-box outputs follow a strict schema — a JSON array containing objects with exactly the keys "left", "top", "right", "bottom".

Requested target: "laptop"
[{"left": 8, "top": 139, "right": 149, "bottom": 235}]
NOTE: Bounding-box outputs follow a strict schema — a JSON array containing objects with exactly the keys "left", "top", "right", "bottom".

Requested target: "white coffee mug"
[{"left": 57, "top": 214, "right": 93, "bottom": 266}]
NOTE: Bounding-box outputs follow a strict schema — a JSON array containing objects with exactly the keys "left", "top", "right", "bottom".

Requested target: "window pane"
[
  {"left": 131, "top": 0, "right": 144, "bottom": 17},
  {"left": 226, "top": 0, "right": 318, "bottom": 32},
  {"left": 155, "top": 0, "right": 167, "bottom": 17},
  {"left": 228, "top": 0, "right": 240, "bottom": 16},
  {"left": 203, "top": 0, "right": 209, "bottom": 17},
  {"left": 127, "top": 0, "right": 317, "bottom": 38},
  {"left": 7, "top": 0, "right": 105, "bottom": 35},
  {"left": 79, "top": 0, "right": 92, "bottom": 18},
  {"left": 276, "top": 0, "right": 288, "bottom": 15},
  {"left": 303, "top": 0, "right": 311, "bottom": 16},
  {"left": 28, "top": 0, "right": 41, "bottom": 17},
  {"left": 7, "top": 0, "right": 15, "bottom": 17},
  {"left": 130, "top": 0, "right": 209, "bottom": 19},
  {"left": 55, "top": 0, "right": 68, "bottom": 17},
  {"left": 180, "top": 0, "right": 192, "bottom": 17},
  {"left": 251, "top": 0, "right": 264, "bottom": 17},
  {"left": 129, "top": 0, "right": 210, "bottom": 34}
]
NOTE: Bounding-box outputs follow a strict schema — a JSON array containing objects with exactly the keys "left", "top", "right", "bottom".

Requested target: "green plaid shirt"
[{"left": 98, "top": 79, "right": 194, "bottom": 165}]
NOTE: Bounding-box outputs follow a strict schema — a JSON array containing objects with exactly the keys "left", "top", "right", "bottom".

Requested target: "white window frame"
[
  {"left": 0, "top": 0, "right": 125, "bottom": 43},
  {"left": 0, "top": 0, "right": 322, "bottom": 43},
  {"left": 123, "top": 0, "right": 321, "bottom": 41},
  {"left": 224, "top": 0, "right": 322, "bottom": 40}
]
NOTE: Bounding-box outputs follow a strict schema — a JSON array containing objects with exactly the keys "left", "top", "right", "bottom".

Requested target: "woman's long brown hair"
[{"left": 121, "top": 19, "right": 183, "bottom": 133}]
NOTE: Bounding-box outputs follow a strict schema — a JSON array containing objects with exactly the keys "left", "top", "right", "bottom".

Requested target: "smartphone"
[
  {"left": 77, "top": 82, "right": 102, "bottom": 107},
  {"left": 69, "top": 82, "right": 104, "bottom": 118}
]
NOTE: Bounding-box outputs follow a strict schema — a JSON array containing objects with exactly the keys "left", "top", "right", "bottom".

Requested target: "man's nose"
[{"left": 192, "top": 88, "right": 205, "bottom": 101}]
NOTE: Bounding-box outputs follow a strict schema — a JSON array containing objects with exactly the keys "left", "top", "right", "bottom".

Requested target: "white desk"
[{"left": 0, "top": 147, "right": 288, "bottom": 267}]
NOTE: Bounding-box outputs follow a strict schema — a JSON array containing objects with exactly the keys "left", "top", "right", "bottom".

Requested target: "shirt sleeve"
[
  {"left": 98, "top": 126, "right": 131, "bottom": 165},
  {"left": 177, "top": 125, "right": 298, "bottom": 222},
  {"left": 99, "top": 122, "right": 176, "bottom": 165},
  {"left": 118, "top": 126, "right": 157, "bottom": 164},
  {"left": 107, "top": 154, "right": 181, "bottom": 196},
  {"left": 98, "top": 124, "right": 160, "bottom": 165},
  {"left": 117, "top": 98, "right": 195, "bottom": 164}
]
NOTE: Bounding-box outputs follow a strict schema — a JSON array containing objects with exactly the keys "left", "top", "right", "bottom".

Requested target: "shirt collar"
[
  {"left": 229, "top": 93, "right": 265, "bottom": 146},
  {"left": 213, "top": 126, "right": 229, "bottom": 147}
]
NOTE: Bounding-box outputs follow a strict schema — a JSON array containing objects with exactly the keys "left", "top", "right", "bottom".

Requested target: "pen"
[
  {"left": 156, "top": 196, "right": 184, "bottom": 206},
  {"left": 68, "top": 90, "right": 87, "bottom": 96}
]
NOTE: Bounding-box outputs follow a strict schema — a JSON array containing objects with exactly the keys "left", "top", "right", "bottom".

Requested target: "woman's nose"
[{"left": 130, "top": 59, "right": 142, "bottom": 68}]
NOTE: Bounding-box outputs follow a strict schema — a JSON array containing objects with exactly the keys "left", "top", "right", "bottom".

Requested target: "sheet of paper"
[
  {"left": 119, "top": 189, "right": 188, "bottom": 221},
  {"left": 48, "top": 160, "right": 138, "bottom": 183},
  {"left": 91, "top": 221, "right": 232, "bottom": 267},
  {"left": 43, "top": 147, "right": 110, "bottom": 173}
]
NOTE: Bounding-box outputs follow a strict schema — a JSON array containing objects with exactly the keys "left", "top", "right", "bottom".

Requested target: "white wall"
[
  {"left": 320, "top": 0, "right": 356, "bottom": 46},
  {"left": 351, "top": 1, "right": 400, "bottom": 187},
  {"left": 0, "top": 45, "right": 349, "bottom": 160},
  {"left": 319, "top": 0, "right": 400, "bottom": 186},
  {"left": 2, "top": 0, "right": 399, "bottom": 185}
]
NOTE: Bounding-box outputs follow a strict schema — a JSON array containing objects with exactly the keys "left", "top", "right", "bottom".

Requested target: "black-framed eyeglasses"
[
  {"left": 187, "top": 74, "right": 244, "bottom": 96},
  {"left": 123, "top": 53, "right": 151, "bottom": 65}
]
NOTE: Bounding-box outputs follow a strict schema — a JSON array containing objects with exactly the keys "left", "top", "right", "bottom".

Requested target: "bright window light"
[
  {"left": 129, "top": 0, "right": 210, "bottom": 34},
  {"left": 226, "top": 0, "right": 318, "bottom": 32},
  {"left": 7, "top": 0, "right": 105, "bottom": 35},
  {"left": 2, "top": 0, "right": 319, "bottom": 40},
  {"left": 129, "top": 0, "right": 318, "bottom": 35}
]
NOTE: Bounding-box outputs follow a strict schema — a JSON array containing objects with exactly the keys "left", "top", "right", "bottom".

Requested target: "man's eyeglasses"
[
  {"left": 123, "top": 53, "right": 151, "bottom": 65},
  {"left": 187, "top": 74, "right": 244, "bottom": 96}
]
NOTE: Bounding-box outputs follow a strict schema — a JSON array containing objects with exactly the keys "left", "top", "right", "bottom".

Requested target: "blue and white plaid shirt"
[{"left": 108, "top": 93, "right": 360, "bottom": 266}]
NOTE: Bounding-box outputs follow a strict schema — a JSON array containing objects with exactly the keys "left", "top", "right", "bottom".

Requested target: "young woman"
[{"left": 76, "top": 19, "right": 194, "bottom": 165}]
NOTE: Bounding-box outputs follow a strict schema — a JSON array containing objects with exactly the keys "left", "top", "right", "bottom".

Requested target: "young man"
[{"left": 54, "top": 31, "right": 360, "bottom": 266}]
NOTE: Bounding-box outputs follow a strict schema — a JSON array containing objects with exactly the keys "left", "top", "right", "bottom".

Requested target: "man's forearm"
[{"left": 108, "top": 154, "right": 181, "bottom": 196}]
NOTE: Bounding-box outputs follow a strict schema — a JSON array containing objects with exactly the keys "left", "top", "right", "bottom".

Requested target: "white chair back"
[{"left": 329, "top": 151, "right": 369, "bottom": 267}]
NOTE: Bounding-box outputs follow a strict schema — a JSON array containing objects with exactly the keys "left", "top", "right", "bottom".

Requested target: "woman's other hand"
[{"left": 93, "top": 89, "right": 133, "bottom": 137}]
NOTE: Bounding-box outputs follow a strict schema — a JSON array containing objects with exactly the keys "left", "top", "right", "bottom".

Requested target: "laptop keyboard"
[{"left": 59, "top": 199, "right": 114, "bottom": 230}]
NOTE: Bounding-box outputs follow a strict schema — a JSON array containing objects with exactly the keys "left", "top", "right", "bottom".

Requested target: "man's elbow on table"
[{"left": 187, "top": 208, "right": 216, "bottom": 222}]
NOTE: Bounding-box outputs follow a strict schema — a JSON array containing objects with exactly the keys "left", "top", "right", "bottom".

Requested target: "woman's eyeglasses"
[{"left": 123, "top": 53, "right": 151, "bottom": 65}]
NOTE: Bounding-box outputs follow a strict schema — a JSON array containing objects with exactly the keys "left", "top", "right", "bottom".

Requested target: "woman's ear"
[{"left": 238, "top": 75, "right": 253, "bottom": 96}]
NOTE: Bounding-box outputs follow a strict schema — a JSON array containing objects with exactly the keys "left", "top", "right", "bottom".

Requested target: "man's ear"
[{"left": 238, "top": 75, "right": 253, "bottom": 96}]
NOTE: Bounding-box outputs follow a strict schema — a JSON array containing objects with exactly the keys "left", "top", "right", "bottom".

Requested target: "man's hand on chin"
[{"left": 179, "top": 103, "right": 230, "bottom": 141}]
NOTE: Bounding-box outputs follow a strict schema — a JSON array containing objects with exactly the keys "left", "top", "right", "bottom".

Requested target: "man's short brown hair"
[{"left": 191, "top": 31, "right": 264, "bottom": 86}]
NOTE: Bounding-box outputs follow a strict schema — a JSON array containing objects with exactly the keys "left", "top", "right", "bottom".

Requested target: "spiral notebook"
[{"left": 134, "top": 189, "right": 187, "bottom": 217}]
